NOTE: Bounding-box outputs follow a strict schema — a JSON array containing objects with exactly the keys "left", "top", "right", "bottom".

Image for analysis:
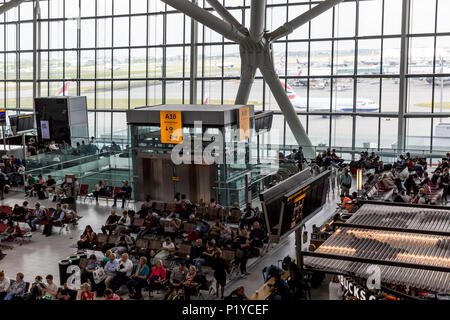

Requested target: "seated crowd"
[
  {"left": 1, "top": 194, "right": 267, "bottom": 301},
  {"left": 335, "top": 151, "right": 450, "bottom": 207},
  {"left": 69, "top": 194, "right": 269, "bottom": 300}
]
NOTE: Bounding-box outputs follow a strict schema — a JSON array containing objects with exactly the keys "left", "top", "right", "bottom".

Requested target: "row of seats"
[{"left": 0, "top": 205, "right": 74, "bottom": 235}]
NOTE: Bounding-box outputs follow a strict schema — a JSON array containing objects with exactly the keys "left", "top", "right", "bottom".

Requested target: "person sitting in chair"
[
  {"left": 101, "top": 210, "right": 120, "bottom": 235},
  {"left": 112, "top": 180, "right": 132, "bottom": 209},
  {"left": 10, "top": 203, "right": 25, "bottom": 222},
  {"left": 0, "top": 221, "right": 17, "bottom": 242},
  {"left": 163, "top": 262, "right": 186, "bottom": 300},
  {"left": 148, "top": 259, "right": 167, "bottom": 299},
  {"left": 43, "top": 203, "right": 65, "bottom": 237},
  {"left": 77, "top": 225, "right": 97, "bottom": 249},
  {"left": 93, "top": 180, "right": 107, "bottom": 203},
  {"left": 4, "top": 273, "right": 27, "bottom": 301},
  {"left": 110, "top": 230, "right": 133, "bottom": 255},
  {"left": 27, "top": 202, "right": 46, "bottom": 232},
  {"left": 127, "top": 256, "right": 150, "bottom": 300},
  {"left": 56, "top": 283, "right": 77, "bottom": 301}
]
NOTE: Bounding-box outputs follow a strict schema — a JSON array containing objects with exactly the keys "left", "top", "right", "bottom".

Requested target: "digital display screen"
[
  {"left": 9, "top": 115, "right": 18, "bottom": 128},
  {"left": 0, "top": 109, "right": 6, "bottom": 125},
  {"left": 40, "top": 120, "right": 50, "bottom": 140},
  {"left": 17, "top": 114, "right": 35, "bottom": 132},
  {"left": 262, "top": 171, "right": 330, "bottom": 238}
]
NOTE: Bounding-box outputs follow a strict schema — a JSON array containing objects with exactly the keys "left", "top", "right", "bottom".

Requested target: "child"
[{"left": 80, "top": 283, "right": 93, "bottom": 300}]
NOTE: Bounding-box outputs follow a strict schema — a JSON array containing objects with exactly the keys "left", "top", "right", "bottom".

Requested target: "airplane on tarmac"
[
  {"left": 215, "top": 61, "right": 235, "bottom": 71},
  {"left": 56, "top": 82, "right": 71, "bottom": 96},
  {"left": 280, "top": 81, "right": 379, "bottom": 113}
]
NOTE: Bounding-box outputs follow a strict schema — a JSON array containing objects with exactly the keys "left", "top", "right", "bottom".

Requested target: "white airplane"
[
  {"left": 55, "top": 82, "right": 71, "bottom": 96},
  {"left": 215, "top": 61, "right": 235, "bottom": 70},
  {"left": 280, "top": 81, "right": 379, "bottom": 113}
]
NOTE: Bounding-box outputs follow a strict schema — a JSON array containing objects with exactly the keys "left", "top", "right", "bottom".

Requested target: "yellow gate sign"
[
  {"left": 160, "top": 111, "right": 182, "bottom": 144},
  {"left": 238, "top": 106, "right": 250, "bottom": 141}
]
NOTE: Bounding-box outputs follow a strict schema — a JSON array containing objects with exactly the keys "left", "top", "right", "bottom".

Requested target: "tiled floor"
[{"left": 0, "top": 188, "right": 340, "bottom": 300}]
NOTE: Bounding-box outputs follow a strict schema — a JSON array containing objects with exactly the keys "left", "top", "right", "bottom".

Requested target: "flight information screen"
[{"left": 0, "top": 109, "right": 6, "bottom": 126}]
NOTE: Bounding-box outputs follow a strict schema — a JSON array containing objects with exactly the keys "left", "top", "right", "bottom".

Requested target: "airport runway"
[{"left": 89, "top": 77, "right": 445, "bottom": 149}]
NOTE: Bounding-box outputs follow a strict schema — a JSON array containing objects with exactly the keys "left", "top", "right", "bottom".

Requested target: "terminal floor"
[{"left": 0, "top": 189, "right": 340, "bottom": 300}]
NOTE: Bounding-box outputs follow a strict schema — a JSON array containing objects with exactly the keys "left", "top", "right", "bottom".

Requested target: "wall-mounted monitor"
[
  {"left": 0, "top": 109, "right": 6, "bottom": 126},
  {"left": 17, "top": 114, "right": 35, "bottom": 132}
]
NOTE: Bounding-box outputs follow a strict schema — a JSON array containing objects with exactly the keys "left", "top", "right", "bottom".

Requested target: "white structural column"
[{"left": 161, "top": 0, "right": 343, "bottom": 159}]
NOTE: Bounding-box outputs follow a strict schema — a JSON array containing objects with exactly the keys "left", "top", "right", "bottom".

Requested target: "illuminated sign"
[
  {"left": 160, "top": 111, "right": 182, "bottom": 144},
  {"left": 0, "top": 109, "right": 6, "bottom": 125},
  {"left": 294, "top": 193, "right": 306, "bottom": 203},
  {"left": 238, "top": 107, "right": 250, "bottom": 141},
  {"left": 287, "top": 185, "right": 311, "bottom": 202}
]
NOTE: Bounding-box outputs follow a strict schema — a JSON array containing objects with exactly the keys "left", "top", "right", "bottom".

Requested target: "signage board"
[
  {"left": 238, "top": 106, "right": 250, "bottom": 141},
  {"left": 160, "top": 111, "right": 182, "bottom": 144}
]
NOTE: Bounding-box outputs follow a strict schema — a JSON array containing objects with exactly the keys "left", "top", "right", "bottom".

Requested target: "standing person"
[
  {"left": 329, "top": 275, "right": 344, "bottom": 300},
  {"left": 294, "top": 146, "right": 306, "bottom": 171},
  {"left": 211, "top": 249, "right": 230, "bottom": 299},
  {"left": 340, "top": 168, "right": 352, "bottom": 195},
  {"left": 233, "top": 229, "right": 251, "bottom": 277},
  {"left": 440, "top": 168, "right": 449, "bottom": 204}
]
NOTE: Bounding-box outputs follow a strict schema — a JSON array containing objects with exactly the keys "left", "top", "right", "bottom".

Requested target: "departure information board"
[{"left": 0, "top": 109, "right": 6, "bottom": 125}]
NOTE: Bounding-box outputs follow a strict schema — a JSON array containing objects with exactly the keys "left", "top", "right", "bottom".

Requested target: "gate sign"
[
  {"left": 160, "top": 111, "right": 182, "bottom": 144},
  {"left": 238, "top": 106, "right": 250, "bottom": 141}
]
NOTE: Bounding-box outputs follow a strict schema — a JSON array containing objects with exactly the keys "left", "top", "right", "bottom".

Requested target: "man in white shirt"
[
  {"left": 44, "top": 274, "right": 58, "bottom": 300},
  {"left": 109, "top": 253, "right": 133, "bottom": 293}
]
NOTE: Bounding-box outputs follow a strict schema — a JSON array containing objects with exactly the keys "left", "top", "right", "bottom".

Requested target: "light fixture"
[{"left": 356, "top": 168, "right": 363, "bottom": 191}]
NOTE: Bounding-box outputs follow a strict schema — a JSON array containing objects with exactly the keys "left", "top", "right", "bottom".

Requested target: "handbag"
[{"left": 93, "top": 266, "right": 107, "bottom": 284}]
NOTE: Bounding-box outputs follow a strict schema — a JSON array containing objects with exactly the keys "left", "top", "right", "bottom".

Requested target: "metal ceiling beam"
[
  {"left": 0, "top": 0, "right": 24, "bottom": 15},
  {"left": 249, "top": 0, "right": 266, "bottom": 43},
  {"left": 160, "top": 0, "right": 246, "bottom": 43},
  {"left": 205, "top": 0, "right": 248, "bottom": 36},
  {"left": 269, "top": 0, "right": 344, "bottom": 42}
]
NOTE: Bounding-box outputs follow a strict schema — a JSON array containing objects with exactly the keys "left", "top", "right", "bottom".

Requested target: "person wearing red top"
[
  {"left": 148, "top": 259, "right": 167, "bottom": 299},
  {"left": 80, "top": 283, "right": 93, "bottom": 300},
  {"left": 104, "top": 288, "right": 120, "bottom": 300}
]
